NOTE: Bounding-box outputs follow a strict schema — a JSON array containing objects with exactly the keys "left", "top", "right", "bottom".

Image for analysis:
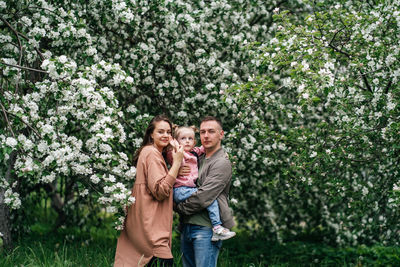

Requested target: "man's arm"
[{"left": 176, "top": 159, "right": 231, "bottom": 215}]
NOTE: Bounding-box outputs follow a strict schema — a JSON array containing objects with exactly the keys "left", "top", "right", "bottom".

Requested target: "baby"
[{"left": 167, "top": 126, "right": 235, "bottom": 241}]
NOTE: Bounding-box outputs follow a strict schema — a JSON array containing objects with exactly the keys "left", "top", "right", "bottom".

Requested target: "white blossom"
[
  {"left": 5, "top": 137, "right": 18, "bottom": 148},
  {"left": 233, "top": 180, "right": 241, "bottom": 187},
  {"left": 58, "top": 55, "right": 68, "bottom": 64}
]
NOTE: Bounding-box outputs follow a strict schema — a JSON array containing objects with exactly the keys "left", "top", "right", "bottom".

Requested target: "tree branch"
[
  {"left": 16, "top": 32, "right": 45, "bottom": 61},
  {"left": 0, "top": 61, "right": 48, "bottom": 73},
  {"left": 360, "top": 71, "right": 373, "bottom": 93},
  {"left": 0, "top": 17, "right": 23, "bottom": 93},
  {"left": 328, "top": 43, "right": 351, "bottom": 58},
  {"left": 0, "top": 102, "right": 16, "bottom": 138},
  {"left": 6, "top": 111, "right": 42, "bottom": 138},
  {"left": 328, "top": 27, "right": 345, "bottom": 47},
  {"left": 384, "top": 79, "right": 392, "bottom": 94},
  {"left": 0, "top": 16, "right": 45, "bottom": 62},
  {"left": 0, "top": 17, "right": 23, "bottom": 66}
]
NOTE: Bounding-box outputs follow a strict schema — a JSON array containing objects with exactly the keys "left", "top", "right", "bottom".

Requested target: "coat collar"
[{"left": 204, "top": 147, "right": 224, "bottom": 160}]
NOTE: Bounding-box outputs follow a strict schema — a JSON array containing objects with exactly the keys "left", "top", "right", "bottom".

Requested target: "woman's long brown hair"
[{"left": 132, "top": 114, "right": 173, "bottom": 167}]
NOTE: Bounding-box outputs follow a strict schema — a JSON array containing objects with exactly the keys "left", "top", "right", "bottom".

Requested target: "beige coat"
[{"left": 114, "top": 145, "right": 176, "bottom": 267}]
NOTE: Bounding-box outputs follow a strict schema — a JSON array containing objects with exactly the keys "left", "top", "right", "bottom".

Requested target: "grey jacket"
[{"left": 176, "top": 147, "right": 235, "bottom": 229}]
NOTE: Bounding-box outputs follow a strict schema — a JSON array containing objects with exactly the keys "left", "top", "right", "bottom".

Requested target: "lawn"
[{"left": 1, "top": 223, "right": 399, "bottom": 267}]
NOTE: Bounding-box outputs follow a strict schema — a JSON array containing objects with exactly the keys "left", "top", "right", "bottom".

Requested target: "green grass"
[
  {"left": 1, "top": 225, "right": 400, "bottom": 267},
  {"left": 0, "top": 230, "right": 115, "bottom": 267},
  {"left": 220, "top": 231, "right": 400, "bottom": 266}
]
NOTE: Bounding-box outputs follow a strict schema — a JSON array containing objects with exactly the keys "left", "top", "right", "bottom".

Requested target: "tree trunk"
[
  {"left": 45, "top": 181, "right": 67, "bottom": 228},
  {"left": 0, "top": 151, "right": 17, "bottom": 250},
  {"left": 0, "top": 191, "right": 12, "bottom": 250}
]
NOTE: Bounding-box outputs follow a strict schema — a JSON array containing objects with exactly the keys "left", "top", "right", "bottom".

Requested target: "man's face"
[{"left": 199, "top": 120, "right": 224, "bottom": 151}]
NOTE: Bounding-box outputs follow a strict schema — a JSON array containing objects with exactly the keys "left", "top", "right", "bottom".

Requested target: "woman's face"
[{"left": 151, "top": 121, "right": 172, "bottom": 151}]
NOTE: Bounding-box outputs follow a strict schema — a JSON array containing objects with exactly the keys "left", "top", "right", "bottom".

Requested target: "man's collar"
[{"left": 205, "top": 147, "right": 224, "bottom": 159}]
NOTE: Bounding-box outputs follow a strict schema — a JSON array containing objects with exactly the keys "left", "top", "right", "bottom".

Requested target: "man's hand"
[{"left": 179, "top": 164, "right": 191, "bottom": 176}]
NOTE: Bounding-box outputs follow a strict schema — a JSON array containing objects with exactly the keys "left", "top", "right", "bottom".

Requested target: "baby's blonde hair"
[{"left": 173, "top": 125, "right": 198, "bottom": 139}]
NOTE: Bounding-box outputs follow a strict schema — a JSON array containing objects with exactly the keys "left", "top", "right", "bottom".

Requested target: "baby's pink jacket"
[{"left": 166, "top": 146, "right": 205, "bottom": 188}]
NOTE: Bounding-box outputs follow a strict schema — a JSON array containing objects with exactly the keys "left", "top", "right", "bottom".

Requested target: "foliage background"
[{"left": 1, "top": 0, "right": 399, "bottom": 250}]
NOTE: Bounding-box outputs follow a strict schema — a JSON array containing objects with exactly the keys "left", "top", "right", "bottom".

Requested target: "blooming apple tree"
[
  {"left": 0, "top": 0, "right": 306, "bottom": 247},
  {"left": 1, "top": 56, "right": 137, "bottom": 229},
  {"left": 225, "top": 0, "right": 400, "bottom": 245}
]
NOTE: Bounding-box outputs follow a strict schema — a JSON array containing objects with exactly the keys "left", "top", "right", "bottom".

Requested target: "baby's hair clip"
[
  {"left": 172, "top": 124, "right": 180, "bottom": 131},
  {"left": 189, "top": 125, "right": 198, "bottom": 132}
]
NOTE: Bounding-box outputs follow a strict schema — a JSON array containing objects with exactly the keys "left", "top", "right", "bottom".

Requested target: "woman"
[{"left": 114, "top": 115, "right": 184, "bottom": 267}]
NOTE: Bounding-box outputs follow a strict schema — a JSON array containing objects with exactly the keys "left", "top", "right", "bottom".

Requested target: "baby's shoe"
[{"left": 211, "top": 225, "right": 236, "bottom": 241}]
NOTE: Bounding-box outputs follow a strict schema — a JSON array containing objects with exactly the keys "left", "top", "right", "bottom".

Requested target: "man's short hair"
[{"left": 200, "top": 116, "right": 223, "bottom": 129}]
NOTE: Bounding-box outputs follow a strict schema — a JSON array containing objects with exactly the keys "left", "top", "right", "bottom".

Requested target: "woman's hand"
[
  {"left": 169, "top": 145, "right": 184, "bottom": 178},
  {"left": 166, "top": 139, "right": 179, "bottom": 152},
  {"left": 172, "top": 144, "right": 184, "bottom": 165},
  {"left": 169, "top": 139, "right": 180, "bottom": 148}
]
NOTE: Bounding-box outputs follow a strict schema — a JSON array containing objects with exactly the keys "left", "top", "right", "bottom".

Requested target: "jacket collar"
[{"left": 205, "top": 147, "right": 224, "bottom": 160}]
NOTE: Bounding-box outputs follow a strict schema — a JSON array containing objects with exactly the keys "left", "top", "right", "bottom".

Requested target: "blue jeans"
[
  {"left": 173, "top": 186, "right": 222, "bottom": 226},
  {"left": 180, "top": 224, "right": 222, "bottom": 267}
]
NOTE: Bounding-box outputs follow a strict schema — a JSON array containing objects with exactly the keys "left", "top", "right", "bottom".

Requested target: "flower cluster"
[
  {"left": 2, "top": 0, "right": 398, "bottom": 246},
  {"left": 2, "top": 0, "right": 397, "bottom": 246},
  {"left": 0, "top": 55, "right": 137, "bottom": 230},
  {"left": 225, "top": 0, "right": 400, "bottom": 245},
  {"left": 1, "top": 0, "right": 306, "bottom": 232}
]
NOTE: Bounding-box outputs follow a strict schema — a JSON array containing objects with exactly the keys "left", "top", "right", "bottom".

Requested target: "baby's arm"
[{"left": 192, "top": 145, "right": 205, "bottom": 156}]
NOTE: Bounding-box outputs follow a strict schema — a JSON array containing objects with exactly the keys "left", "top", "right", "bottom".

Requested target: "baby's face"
[{"left": 177, "top": 129, "right": 195, "bottom": 152}]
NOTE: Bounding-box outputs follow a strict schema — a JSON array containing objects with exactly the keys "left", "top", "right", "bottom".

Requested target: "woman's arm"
[{"left": 146, "top": 146, "right": 184, "bottom": 201}]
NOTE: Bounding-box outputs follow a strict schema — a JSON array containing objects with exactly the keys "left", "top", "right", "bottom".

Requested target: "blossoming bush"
[
  {"left": 2, "top": 0, "right": 399, "bottom": 248},
  {"left": 0, "top": 0, "right": 305, "bottom": 237},
  {"left": 1, "top": 56, "right": 136, "bottom": 230},
  {"left": 225, "top": 0, "right": 400, "bottom": 245}
]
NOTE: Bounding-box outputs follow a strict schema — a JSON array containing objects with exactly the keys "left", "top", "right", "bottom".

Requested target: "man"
[{"left": 175, "top": 116, "right": 235, "bottom": 267}]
